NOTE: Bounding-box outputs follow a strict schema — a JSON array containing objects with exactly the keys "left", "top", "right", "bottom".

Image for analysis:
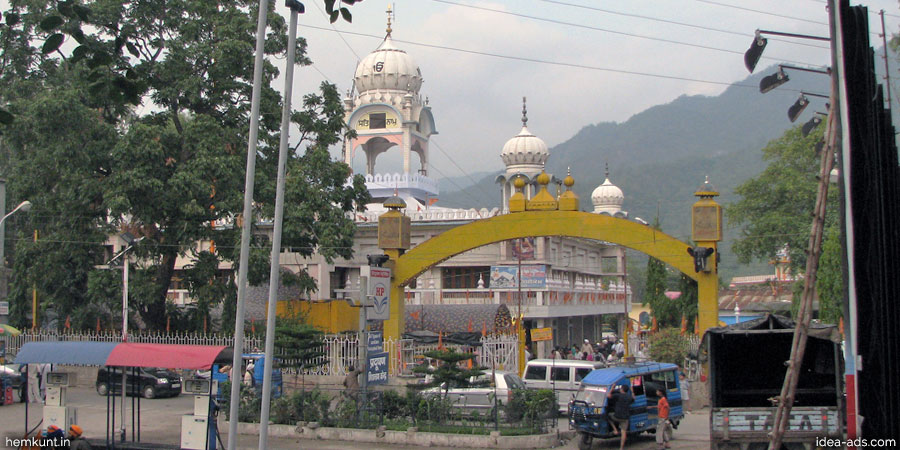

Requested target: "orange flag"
[
  {"left": 251, "top": 318, "right": 256, "bottom": 334},
  {"left": 467, "top": 319, "right": 473, "bottom": 332},
  {"left": 65, "top": 316, "right": 71, "bottom": 330},
  {"left": 482, "top": 321, "right": 487, "bottom": 337},
  {"left": 166, "top": 316, "right": 171, "bottom": 333},
  {"left": 651, "top": 317, "right": 658, "bottom": 332},
  {"left": 96, "top": 317, "right": 101, "bottom": 333},
  {"left": 680, "top": 315, "right": 687, "bottom": 335},
  {"left": 438, "top": 331, "right": 444, "bottom": 350},
  {"left": 694, "top": 316, "right": 700, "bottom": 335}
]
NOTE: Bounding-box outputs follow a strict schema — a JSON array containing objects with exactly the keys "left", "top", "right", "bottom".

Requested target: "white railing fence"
[{"left": 1, "top": 331, "right": 519, "bottom": 378}]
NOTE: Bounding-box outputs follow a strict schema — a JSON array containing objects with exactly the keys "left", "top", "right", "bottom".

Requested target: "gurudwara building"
[{"left": 169, "top": 21, "right": 633, "bottom": 358}]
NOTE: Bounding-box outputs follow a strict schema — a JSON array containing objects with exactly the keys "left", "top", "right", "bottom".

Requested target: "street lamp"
[
  {"left": 0, "top": 200, "right": 32, "bottom": 226},
  {"left": 105, "top": 231, "right": 143, "bottom": 442},
  {"left": 1, "top": 200, "right": 32, "bottom": 325}
]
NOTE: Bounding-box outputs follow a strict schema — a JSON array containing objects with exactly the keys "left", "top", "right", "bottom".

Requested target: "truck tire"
[{"left": 577, "top": 432, "right": 593, "bottom": 450}]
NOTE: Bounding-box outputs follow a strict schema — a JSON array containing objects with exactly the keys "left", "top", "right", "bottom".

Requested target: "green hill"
[{"left": 437, "top": 64, "right": 835, "bottom": 281}]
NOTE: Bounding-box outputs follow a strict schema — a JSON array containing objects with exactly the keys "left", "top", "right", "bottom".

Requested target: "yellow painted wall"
[{"left": 276, "top": 300, "right": 360, "bottom": 333}]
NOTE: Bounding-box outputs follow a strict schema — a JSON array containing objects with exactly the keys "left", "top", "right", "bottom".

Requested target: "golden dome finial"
[
  {"left": 386, "top": 4, "right": 393, "bottom": 37},
  {"left": 536, "top": 171, "right": 550, "bottom": 186},
  {"left": 564, "top": 167, "right": 575, "bottom": 187}
]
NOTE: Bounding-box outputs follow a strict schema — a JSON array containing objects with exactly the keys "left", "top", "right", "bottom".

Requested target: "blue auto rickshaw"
[
  {"left": 211, "top": 353, "right": 282, "bottom": 401},
  {"left": 568, "top": 361, "right": 684, "bottom": 450}
]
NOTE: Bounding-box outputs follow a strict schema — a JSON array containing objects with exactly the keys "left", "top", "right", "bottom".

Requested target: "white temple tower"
[{"left": 342, "top": 8, "right": 438, "bottom": 204}]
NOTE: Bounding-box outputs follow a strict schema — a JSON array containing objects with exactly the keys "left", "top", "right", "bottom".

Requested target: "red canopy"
[{"left": 106, "top": 343, "right": 230, "bottom": 370}]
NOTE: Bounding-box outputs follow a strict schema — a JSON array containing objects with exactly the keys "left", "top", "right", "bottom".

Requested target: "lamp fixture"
[
  {"left": 760, "top": 65, "right": 831, "bottom": 94},
  {"left": 788, "top": 92, "right": 829, "bottom": 123},
  {"left": 760, "top": 68, "right": 789, "bottom": 93},
  {"left": 744, "top": 29, "right": 830, "bottom": 73},
  {"left": 802, "top": 114, "right": 826, "bottom": 137}
]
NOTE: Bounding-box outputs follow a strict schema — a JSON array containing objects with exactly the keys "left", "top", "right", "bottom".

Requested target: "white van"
[{"left": 522, "top": 359, "right": 607, "bottom": 413}]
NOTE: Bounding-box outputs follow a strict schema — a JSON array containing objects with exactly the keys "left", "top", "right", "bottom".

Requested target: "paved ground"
[{"left": 0, "top": 387, "right": 711, "bottom": 449}]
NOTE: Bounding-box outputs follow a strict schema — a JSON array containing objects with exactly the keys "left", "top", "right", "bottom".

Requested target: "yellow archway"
[{"left": 383, "top": 210, "right": 718, "bottom": 343}]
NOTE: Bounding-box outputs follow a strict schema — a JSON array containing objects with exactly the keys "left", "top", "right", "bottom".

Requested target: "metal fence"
[
  {"left": 1, "top": 331, "right": 520, "bottom": 378},
  {"left": 230, "top": 385, "right": 555, "bottom": 436}
]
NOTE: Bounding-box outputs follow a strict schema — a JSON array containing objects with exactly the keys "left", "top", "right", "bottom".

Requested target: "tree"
[
  {"left": 726, "top": 125, "right": 836, "bottom": 272},
  {"left": 0, "top": 1, "right": 369, "bottom": 331},
  {"left": 676, "top": 274, "right": 698, "bottom": 332},
  {"left": 643, "top": 220, "right": 680, "bottom": 327},
  {"left": 413, "top": 349, "right": 487, "bottom": 397},
  {"left": 648, "top": 328, "right": 688, "bottom": 365},
  {"left": 274, "top": 315, "right": 326, "bottom": 374},
  {"left": 815, "top": 224, "right": 843, "bottom": 324}
]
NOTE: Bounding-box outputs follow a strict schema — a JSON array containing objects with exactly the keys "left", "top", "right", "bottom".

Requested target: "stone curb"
[{"left": 222, "top": 421, "right": 567, "bottom": 448}]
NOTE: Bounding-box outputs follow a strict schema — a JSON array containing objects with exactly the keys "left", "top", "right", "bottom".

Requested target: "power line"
[
  {"left": 299, "top": 24, "right": 809, "bottom": 91},
  {"left": 430, "top": 137, "right": 496, "bottom": 201},
  {"left": 539, "top": 0, "right": 830, "bottom": 50},
  {"left": 695, "top": 0, "right": 828, "bottom": 26},
  {"left": 307, "top": 0, "right": 362, "bottom": 61},
  {"left": 430, "top": 0, "right": 825, "bottom": 66}
]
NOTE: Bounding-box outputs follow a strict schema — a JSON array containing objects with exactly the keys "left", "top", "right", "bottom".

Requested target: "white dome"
[
  {"left": 354, "top": 36, "right": 423, "bottom": 95},
  {"left": 501, "top": 126, "right": 549, "bottom": 168},
  {"left": 592, "top": 177, "right": 624, "bottom": 213}
]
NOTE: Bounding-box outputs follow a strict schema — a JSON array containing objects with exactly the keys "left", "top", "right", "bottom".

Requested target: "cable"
[
  {"left": 695, "top": 0, "right": 828, "bottom": 26},
  {"left": 429, "top": 137, "right": 497, "bottom": 201},
  {"left": 430, "top": 0, "right": 825, "bottom": 66},
  {"left": 299, "top": 24, "right": 809, "bottom": 91},
  {"left": 539, "top": 0, "right": 830, "bottom": 50},
  {"left": 307, "top": 0, "right": 362, "bottom": 61}
]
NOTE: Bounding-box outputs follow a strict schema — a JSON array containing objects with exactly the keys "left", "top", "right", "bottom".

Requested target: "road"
[{"left": 0, "top": 387, "right": 711, "bottom": 449}]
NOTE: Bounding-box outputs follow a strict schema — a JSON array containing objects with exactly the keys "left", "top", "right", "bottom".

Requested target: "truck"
[{"left": 701, "top": 314, "right": 844, "bottom": 450}]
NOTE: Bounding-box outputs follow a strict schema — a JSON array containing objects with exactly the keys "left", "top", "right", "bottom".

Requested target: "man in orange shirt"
[{"left": 656, "top": 389, "right": 672, "bottom": 449}]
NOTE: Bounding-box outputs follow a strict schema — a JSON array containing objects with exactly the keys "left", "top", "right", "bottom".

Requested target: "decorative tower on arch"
[
  {"left": 342, "top": 6, "right": 438, "bottom": 204},
  {"left": 496, "top": 97, "right": 550, "bottom": 212},
  {"left": 591, "top": 163, "right": 627, "bottom": 217}
]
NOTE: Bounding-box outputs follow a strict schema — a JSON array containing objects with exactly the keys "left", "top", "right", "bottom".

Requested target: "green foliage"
[
  {"left": 219, "top": 381, "right": 261, "bottom": 423},
  {"left": 270, "top": 388, "right": 332, "bottom": 425},
  {"left": 0, "top": 1, "right": 369, "bottom": 331},
  {"left": 648, "top": 328, "right": 688, "bottom": 365},
  {"left": 274, "top": 315, "right": 327, "bottom": 372},
  {"left": 415, "top": 349, "right": 487, "bottom": 396},
  {"left": 816, "top": 224, "right": 843, "bottom": 324},
  {"left": 726, "top": 125, "right": 836, "bottom": 271},
  {"left": 676, "top": 274, "right": 698, "bottom": 332},
  {"left": 504, "top": 389, "right": 556, "bottom": 423}
]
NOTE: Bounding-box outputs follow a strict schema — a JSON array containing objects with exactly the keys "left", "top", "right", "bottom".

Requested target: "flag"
[
  {"left": 680, "top": 315, "right": 687, "bottom": 335},
  {"left": 467, "top": 319, "right": 473, "bottom": 332},
  {"left": 438, "top": 331, "right": 444, "bottom": 350},
  {"left": 694, "top": 316, "right": 700, "bottom": 335},
  {"left": 96, "top": 317, "right": 101, "bottom": 333},
  {"left": 166, "top": 316, "right": 171, "bottom": 333},
  {"left": 65, "top": 316, "right": 71, "bottom": 330},
  {"left": 652, "top": 317, "right": 658, "bottom": 332}
]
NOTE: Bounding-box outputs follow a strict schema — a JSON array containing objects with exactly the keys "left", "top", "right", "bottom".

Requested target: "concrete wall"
[{"left": 226, "top": 421, "right": 563, "bottom": 449}]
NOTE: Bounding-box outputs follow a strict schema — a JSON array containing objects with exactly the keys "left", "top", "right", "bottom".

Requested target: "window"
[
  {"left": 575, "top": 368, "right": 592, "bottom": 382},
  {"left": 441, "top": 267, "right": 490, "bottom": 289},
  {"left": 551, "top": 367, "right": 570, "bottom": 382},
  {"left": 601, "top": 256, "right": 618, "bottom": 273},
  {"left": 650, "top": 370, "right": 677, "bottom": 391},
  {"left": 504, "top": 374, "right": 526, "bottom": 390},
  {"left": 631, "top": 376, "right": 644, "bottom": 396},
  {"left": 369, "top": 113, "right": 386, "bottom": 129},
  {"left": 524, "top": 365, "right": 547, "bottom": 381}
]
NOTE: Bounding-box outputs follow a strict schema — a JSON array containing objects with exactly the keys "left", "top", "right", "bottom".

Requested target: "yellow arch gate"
[{"left": 375, "top": 174, "right": 722, "bottom": 374}]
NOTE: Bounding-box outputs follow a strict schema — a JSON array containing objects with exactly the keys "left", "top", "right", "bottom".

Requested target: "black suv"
[{"left": 96, "top": 366, "right": 181, "bottom": 399}]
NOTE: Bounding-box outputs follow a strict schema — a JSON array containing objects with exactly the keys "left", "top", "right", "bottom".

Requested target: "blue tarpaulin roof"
[
  {"left": 581, "top": 362, "right": 679, "bottom": 386},
  {"left": 14, "top": 341, "right": 120, "bottom": 365}
]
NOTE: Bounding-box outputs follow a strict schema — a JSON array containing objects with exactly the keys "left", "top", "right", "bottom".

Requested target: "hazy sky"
[{"left": 276, "top": 0, "right": 900, "bottom": 180}]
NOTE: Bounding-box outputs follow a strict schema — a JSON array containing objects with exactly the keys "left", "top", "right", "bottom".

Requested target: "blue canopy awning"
[{"left": 14, "top": 341, "right": 119, "bottom": 365}]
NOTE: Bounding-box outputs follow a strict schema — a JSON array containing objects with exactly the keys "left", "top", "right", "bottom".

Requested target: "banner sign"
[
  {"left": 530, "top": 327, "right": 553, "bottom": 341},
  {"left": 361, "top": 266, "right": 391, "bottom": 320},
  {"left": 367, "top": 331, "right": 383, "bottom": 353},
  {"left": 489, "top": 265, "right": 547, "bottom": 289},
  {"left": 367, "top": 352, "right": 389, "bottom": 385}
]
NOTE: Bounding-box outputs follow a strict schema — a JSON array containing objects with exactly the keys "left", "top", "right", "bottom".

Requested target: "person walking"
[
  {"left": 679, "top": 371, "right": 692, "bottom": 412},
  {"left": 27, "top": 364, "right": 42, "bottom": 403},
  {"left": 606, "top": 384, "right": 634, "bottom": 450},
  {"left": 67, "top": 425, "right": 92, "bottom": 450},
  {"left": 655, "top": 389, "right": 672, "bottom": 449}
]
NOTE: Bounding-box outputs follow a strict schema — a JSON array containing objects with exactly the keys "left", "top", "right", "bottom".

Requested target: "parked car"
[
  {"left": 96, "top": 366, "right": 182, "bottom": 399},
  {"left": 423, "top": 370, "right": 526, "bottom": 411},
  {"left": 523, "top": 359, "right": 607, "bottom": 412},
  {"left": 0, "top": 364, "right": 24, "bottom": 404}
]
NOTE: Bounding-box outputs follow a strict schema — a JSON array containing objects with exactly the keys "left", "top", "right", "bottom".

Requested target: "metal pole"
[
  {"left": 121, "top": 254, "right": 129, "bottom": 442},
  {"left": 31, "top": 230, "right": 37, "bottom": 330},
  {"left": 226, "top": 0, "right": 269, "bottom": 446},
  {"left": 258, "top": 4, "right": 299, "bottom": 448},
  {"left": 0, "top": 179, "right": 6, "bottom": 308}
]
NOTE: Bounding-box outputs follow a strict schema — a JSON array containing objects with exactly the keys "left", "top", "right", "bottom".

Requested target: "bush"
[
  {"left": 381, "top": 389, "right": 406, "bottom": 419},
  {"left": 504, "top": 389, "right": 556, "bottom": 423},
  {"left": 219, "top": 381, "right": 261, "bottom": 423},
  {"left": 649, "top": 328, "right": 688, "bottom": 365}
]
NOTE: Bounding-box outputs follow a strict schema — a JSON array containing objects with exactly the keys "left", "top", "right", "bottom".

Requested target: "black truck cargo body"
[{"left": 701, "top": 314, "right": 844, "bottom": 450}]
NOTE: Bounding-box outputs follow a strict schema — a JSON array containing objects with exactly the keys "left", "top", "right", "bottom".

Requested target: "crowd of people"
[{"left": 548, "top": 337, "right": 628, "bottom": 363}]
